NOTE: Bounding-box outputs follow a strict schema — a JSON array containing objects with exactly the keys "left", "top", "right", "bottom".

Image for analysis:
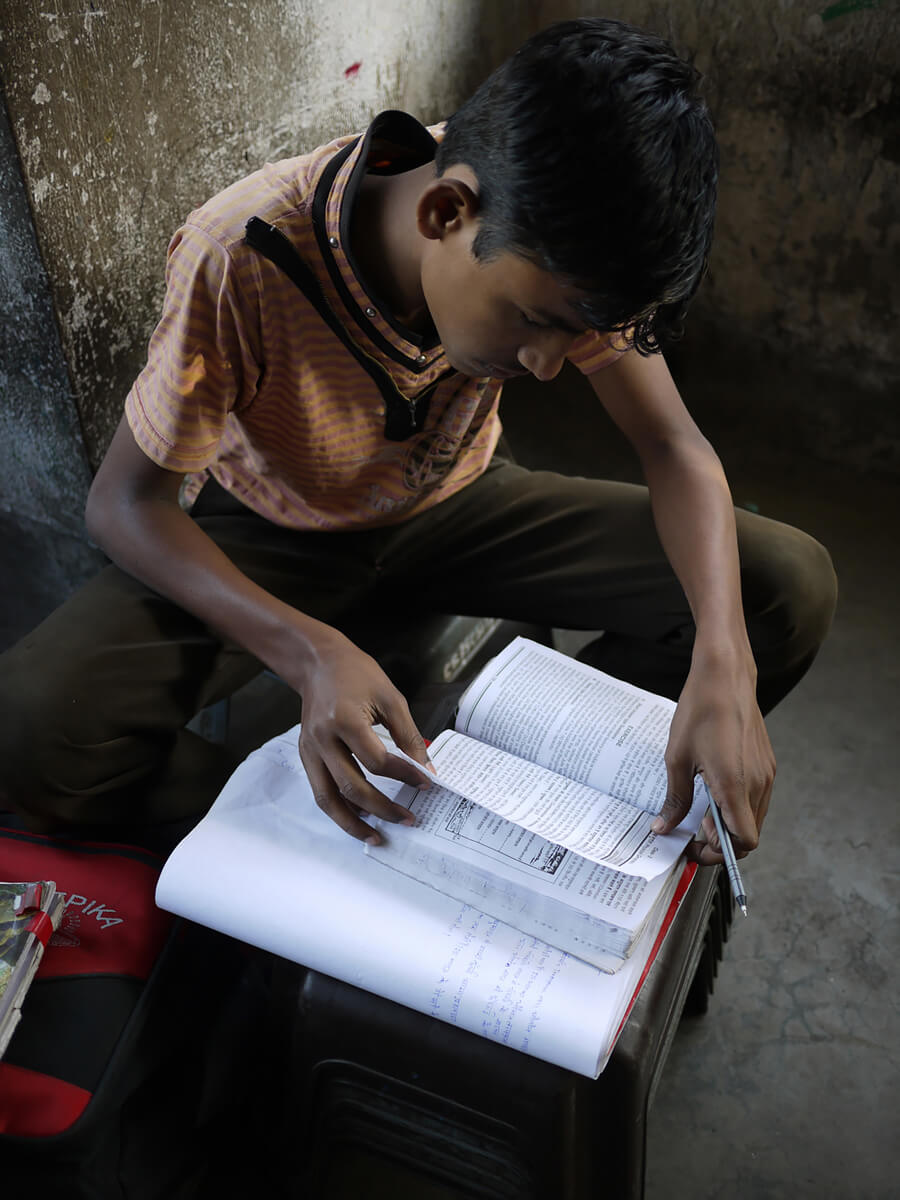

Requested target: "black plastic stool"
[{"left": 265, "top": 860, "right": 731, "bottom": 1198}]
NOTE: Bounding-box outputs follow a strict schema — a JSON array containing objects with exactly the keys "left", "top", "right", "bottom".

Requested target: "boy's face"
[{"left": 418, "top": 181, "right": 588, "bottom": 381}]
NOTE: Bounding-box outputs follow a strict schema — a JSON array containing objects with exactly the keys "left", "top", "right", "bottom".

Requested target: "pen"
[{"left": 700, "top": 777, "right": 748, "bottom": 916}]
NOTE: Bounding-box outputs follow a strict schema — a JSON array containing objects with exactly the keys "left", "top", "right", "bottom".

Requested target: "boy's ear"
[{"left": 416, "top": 174, "right": 480, "bottom": 241}]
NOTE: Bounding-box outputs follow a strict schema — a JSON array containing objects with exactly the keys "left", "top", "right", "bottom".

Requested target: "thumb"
[
  {"left": 651, "top": 760, "right": 694, "bottom": 834},
  {"left": 378, "top": 691, "right": 435, "bottom": 776}
]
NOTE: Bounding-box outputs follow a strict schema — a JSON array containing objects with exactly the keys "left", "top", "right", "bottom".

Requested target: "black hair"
[{"left": 435, "top": 17, "right": 718, "bottom": 352}]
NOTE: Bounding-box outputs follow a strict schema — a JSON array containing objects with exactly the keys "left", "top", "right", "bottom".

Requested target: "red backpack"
[{"left": 0, "top": 824, "right": 272, "bottom": 1198}]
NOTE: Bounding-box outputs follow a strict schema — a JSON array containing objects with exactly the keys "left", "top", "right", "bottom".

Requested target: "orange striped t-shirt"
[{"left": 125, "top": 111, "right": 623, "bottom": 531}]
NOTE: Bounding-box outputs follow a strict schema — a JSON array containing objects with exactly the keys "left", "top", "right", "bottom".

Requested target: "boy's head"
[{"left": 432, "top": 17, "right": 718, "bottom": 355}]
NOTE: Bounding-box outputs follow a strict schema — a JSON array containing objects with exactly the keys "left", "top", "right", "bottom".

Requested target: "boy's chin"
[
  {"left": 441, "top": 347, "right": 476, "bottom": 376},
  {"left": 445, "top": 350, "right": 495, "bottom": 379}
]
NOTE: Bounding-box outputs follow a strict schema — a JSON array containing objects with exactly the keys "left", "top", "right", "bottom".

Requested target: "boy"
[{"left": 0, "top": 19, "right": 836, "bottom": 862}]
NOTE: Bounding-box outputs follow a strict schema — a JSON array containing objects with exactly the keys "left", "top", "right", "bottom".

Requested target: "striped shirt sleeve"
[
  {"left": 125, "top": 224, "right": 259, "bottom": 473},
  {"left": 566, "top": 329, "right": 631, "bottom": 375}
]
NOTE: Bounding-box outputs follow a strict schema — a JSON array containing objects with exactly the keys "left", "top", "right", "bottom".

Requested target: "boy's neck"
[{"left": 349, "top": 162, "right": 435, "bottom": 335}]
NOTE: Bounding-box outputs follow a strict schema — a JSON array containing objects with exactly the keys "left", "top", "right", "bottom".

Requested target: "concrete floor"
[
  {"left": 3, "top": 366, "right": 898, "bottom": 1198},
  {"left": 643, "top": 456, "right": 900, "bottom": 1200},
  {"left": 501, "top": 372, "right": 900, "bottom": 1200}
]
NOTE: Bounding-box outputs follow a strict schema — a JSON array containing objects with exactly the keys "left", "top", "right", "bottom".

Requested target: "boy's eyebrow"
[{"left": 531, "top": 307, "right": 585, "bottom": 336}]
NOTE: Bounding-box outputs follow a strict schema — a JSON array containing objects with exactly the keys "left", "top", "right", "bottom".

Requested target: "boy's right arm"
[{"left": 85, "top": 415, "right": 433, "bottom": 841}]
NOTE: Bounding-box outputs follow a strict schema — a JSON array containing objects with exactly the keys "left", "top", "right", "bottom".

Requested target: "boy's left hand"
[{"left": 651, "top": 648, "right": 776, "bottom": 863}]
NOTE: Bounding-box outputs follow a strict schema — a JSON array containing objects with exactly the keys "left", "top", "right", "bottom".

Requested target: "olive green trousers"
[{"left": 0, "top": 460, "right": 836, "bottom": 830}]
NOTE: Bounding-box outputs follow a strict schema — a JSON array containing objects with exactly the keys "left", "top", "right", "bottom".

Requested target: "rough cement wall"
[
  {"left": 0, "top": 90, "right": 104, "bottom": 640},
  {"left": 0, "top": 0, "right": 539, "bottom": 631},
  {"left": 696, "top": 2, "right": 898, "bottom": 392},
  {"left": 1, "top": 0, "right": 535, "bottom": 477},
  {"left": 531, "top": 1, "right": 899, "bottom": 386},
  {"left": 541, "top": 1, "right": 900, "bottom": 470},
  {"left": 0, "top": 93, "right": 91, "bottom": 534}
]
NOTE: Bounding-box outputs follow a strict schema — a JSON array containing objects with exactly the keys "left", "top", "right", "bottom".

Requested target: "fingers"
[
  {"left": 298, "top": 731, "right": 418, "bottom": 846},
  {"left": 659, "top": 748, "right": 761, "bottom": 865},
  {"left": 371, "top": 690, "right": 436, "bottom": 781},
  {"left": 351, "top": 713, "right": 434, "bottom": 790},
  {"left": 651, "top": 753, "right": 695, "bottom": 835},
  {"left": 292, "top": 633, "right": 442, "bottom": 842},
  {"left": 661, "top": 658, "right": 777, "bottom": 865},
  {"left": 298, "top": 686, "right": 436, "bottom": 844},
  {"left": 705, "top": 766, "right": 761, "bottom": 853},
  {"left": 686, "top": 817, "right": 751, "bottom": 866},
  {"left": 750, "top": 723, "right": 776, "bottom": 834},
  {"left": 690, "top": 751, "right": 776, "bottom": 863},
  {"left": 661, "top": 689, "right": 775, "bottom": 858}
]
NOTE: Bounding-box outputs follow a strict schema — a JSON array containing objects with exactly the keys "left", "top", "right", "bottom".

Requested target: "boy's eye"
[{"left": 519, "top": 311, "right": 547, "bottom": 329}]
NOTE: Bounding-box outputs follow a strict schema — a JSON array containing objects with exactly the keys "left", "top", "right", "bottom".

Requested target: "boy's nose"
[{"left": 516, "top": 337, "right": 569, "bottom": 382}]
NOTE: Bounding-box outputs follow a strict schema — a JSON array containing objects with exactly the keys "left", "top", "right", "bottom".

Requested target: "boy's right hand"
[
  {"left": 86, "top": 418, "right": 431, "bottom": 844},
  {"left": 291, "top": 630, "right": 435, "bottom": 844}
]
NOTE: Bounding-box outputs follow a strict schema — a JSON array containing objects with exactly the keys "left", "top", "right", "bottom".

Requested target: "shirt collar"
[{"left": 312, "top": 111, "right": 445, "bottom": 374}]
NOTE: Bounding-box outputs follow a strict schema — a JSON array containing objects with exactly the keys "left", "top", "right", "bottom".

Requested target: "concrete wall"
[
  {"left": 524, "top": 0, "right": 900, "bottom": 471},
  {"left": 0, "top": 0, "right": 535, "bottom": 632},
  {"left": 0, "top": 93, "right": 104, "bottom": 644},
  {"left": 1, "top": 0, "right": 533, "bottom": 471},
  {"left": 0, "top": 93, "right": 91, "bottom": 535}
]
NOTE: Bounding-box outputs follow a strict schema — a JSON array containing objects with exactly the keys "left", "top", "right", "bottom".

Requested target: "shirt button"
[
  {"left": 365, "top": 306, "right": 376, "bottom": 318},
  {"left": 328, "top": 236, "right": 338, "bottom": 248},
  {"left": 415, "top": 353, "right": 427, "bottom": 364}
]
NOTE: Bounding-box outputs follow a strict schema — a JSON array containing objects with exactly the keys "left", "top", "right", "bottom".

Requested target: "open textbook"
[
  {"left": 155, "top": 723, "right": 697, "bottom": 1078},
  {"left": 368, "top": 637, "right": 705, "bottom": 972}
]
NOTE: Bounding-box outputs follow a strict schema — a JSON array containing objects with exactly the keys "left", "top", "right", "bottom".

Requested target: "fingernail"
[
  {"left": 651, "top": 817, "right": 665, "bottom": 833},
  {"left": 425, "top": 759, "right": 437, "bottom": 775},
  {"left": 400, "top": 813, "right": 415, "bottom": 826},
  {"left": 365, "top": 834, "right": 380, "bottom": 846}
]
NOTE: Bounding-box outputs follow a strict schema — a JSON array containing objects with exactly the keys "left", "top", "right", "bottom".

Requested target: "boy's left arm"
[{"left": 588, "top": 348, "right": 775, "bottom": 862}]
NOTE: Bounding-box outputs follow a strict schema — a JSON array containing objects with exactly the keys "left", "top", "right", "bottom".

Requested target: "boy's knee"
[
  {"left": 792, "top": 530, "right": 838, "bottom": 647},
  {"left": 0, "top": 640, "right": 106, "bottom": 823},
  {"left": 740, "top": 514, "right": 837, "bottom": 661},
  {"left": 776, "top": 526, "right": 836, "bottom": 647}
]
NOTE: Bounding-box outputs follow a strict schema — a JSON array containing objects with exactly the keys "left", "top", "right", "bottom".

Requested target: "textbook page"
[
  {"left": 367, "top": 788, "right": 683, "bottom": 971},
  {"left": 156, "top": 726, "right": 672, "bottom": 1078},
  {"left": 456, "top": 637, "right": 698, "bottom": 815},
  {"left": 374, "top": 772, "right": 670, "bottom": 938},
  {"left": 420, "top": 728, "right": 701, "bottom": 879}
]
